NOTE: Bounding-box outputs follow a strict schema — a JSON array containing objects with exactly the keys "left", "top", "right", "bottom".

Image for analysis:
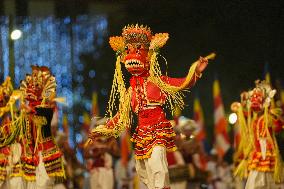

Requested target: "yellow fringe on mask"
[
  {"left": 90, "top": 56, "right": 132, "bottom": 138},
  {"left": 262, "top": 105, "right": 283, "bottom": 183},
  {"left": 234, "top": 158, "right": 249, "bottom": 179},
  {"left": 33, "top": 115, "right": 47, "bottom": 153},
  {"left": 148, "top": 52, "right": 186, "bottom": 114},
  {"left": 234, "top": 107, "right": 251, "bottom": 178},
  {"left": 234, "top": 108, "right": 257, "bottom": 179}
]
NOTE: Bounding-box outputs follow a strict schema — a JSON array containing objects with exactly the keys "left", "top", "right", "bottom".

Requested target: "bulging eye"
[
  {"left": 125, "top": 46, "right": 129, "bottom": 53},
  {"left": 136, "top": 45, "right": 142, "bottom": 54}
]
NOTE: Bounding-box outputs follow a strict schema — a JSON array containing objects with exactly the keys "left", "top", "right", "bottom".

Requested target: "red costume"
[{"left": 89, "top": 24, "right": 214, "bottom": 189}]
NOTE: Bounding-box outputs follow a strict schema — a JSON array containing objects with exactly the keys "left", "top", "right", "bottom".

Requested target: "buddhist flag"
[
  {"left": 193, "top": 96, "right": 206, "bottom": 141},
  {"left": 82, "top": 112, "right": 91, "bottom": 133},
  {"left": 91, "top": 92, "right": 100, "bottom": 117},
  {"left": 120, "top": 130, "right": 132, "bottom": 167},
  {"left": 193, "top": 96, "right": 208, "bottom": 170},
  {"left": 62, "top": 114, "right": 69, "bottom": 137},
  {"left": 213, "top": 79, "right": 230, "bottom": 157}
]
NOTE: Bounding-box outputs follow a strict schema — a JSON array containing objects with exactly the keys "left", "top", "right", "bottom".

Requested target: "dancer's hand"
[{"left": 196, "top": 56, "right": 208, "bottom": 74}]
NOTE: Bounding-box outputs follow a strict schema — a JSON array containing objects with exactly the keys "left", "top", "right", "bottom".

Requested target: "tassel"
[{"left": 90, "top": 55, "right": 132, "bottom": 138}]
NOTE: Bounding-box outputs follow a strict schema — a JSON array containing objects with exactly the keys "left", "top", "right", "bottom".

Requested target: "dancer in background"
[
  {"left": 20, "top": 66, "right": 65, "bottom": 188},
  {"left": 84, "top": 136, "right": 119, "bottom": 189},
  {"left": 233, "top": 80, "right": 284, "bottom": 189}
]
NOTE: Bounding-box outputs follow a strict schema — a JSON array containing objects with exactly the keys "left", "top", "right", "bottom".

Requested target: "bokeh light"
[
  {"left": 10, "top": 29, "right": 22, "bottom": 40},
  {"left": 229, "top": 113, "right": 238, "bottom": 124}
]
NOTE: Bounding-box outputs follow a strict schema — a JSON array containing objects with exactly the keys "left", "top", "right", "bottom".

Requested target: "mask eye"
[
  {"left": 136, "top": 44, "right": 142, "bottom": 54},
  {"left": 125, "top": 46, "right": 129, "bottom": 53}
]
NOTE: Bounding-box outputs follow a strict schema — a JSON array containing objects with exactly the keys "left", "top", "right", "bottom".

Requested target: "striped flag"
[
  {"left": 213, "top": 79, "right": 230, "bottom": 157},
  {"left": 62, "top": 114, "right": 69, "bottom": 137},
  {"left": 193, "top": 96, "right": 207, "bottom": 170},
  {"left": 193, "top": 96, "right": 206, "bottom": 141},
  {"left": 91, "top": 92, "right": 100, "bottom": 117},
  {"left": 82, "top": 112, "right": 91, "bottom": 133}
]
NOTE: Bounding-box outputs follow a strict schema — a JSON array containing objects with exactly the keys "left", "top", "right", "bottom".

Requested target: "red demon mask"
[{"left": 250, "top": 88, "right": 264, "bottom": 112}]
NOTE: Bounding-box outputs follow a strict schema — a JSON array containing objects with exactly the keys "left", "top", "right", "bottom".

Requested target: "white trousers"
[
  {"left": 89, "top": 168, "right": 114, "bottom": 189},
  {"left": 135, "top": 146, "right": 170, "bottom": 189},
  {"left": 245, "top": 170, "right": 284, "bottom": 189},
  {"left": 1, "top": 177, "right": 25, "bottom": 189},
  {"left": 27, "top": 152, "right": 54, "bottom": 189}
]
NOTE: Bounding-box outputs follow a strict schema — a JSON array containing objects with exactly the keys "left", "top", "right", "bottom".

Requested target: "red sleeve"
[{"left": 160, "top": 72, "right": 200, "bottom": 89}]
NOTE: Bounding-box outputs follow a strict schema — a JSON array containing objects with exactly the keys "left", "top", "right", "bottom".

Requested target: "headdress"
[
  {"left": 109, "top": 24, "right": 169, "bottom": 54},
  {"left": 122, "top": 24, "right": 152, "bottom": 48},
  {"left": 20, "top": 66, "right": 57, "bottom": 108},
  {"left": 248, "top": 80, "right": 276, "bottom": 107}
]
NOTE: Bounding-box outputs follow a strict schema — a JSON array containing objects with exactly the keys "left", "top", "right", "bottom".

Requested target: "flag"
[
  {"left": 120, "top": 130, "right": 132, "bottom": 167},
  {"left": 82, "top": 112, "right": 91, "bottom": 133},
  {"left": 62, "top": 113, "right": 69, "bottom": 137},
  {"left": 193, "top": 96, "right": 207, "bottom": 170},
  {"left": 213, "top": 79, "right": 230, "bottom": 157},
  {"left": 193, "top": 96, "right": 206, "bottom": 141},
  {"left": 91, "top": 92, "right": 100, "bottom": 117}
]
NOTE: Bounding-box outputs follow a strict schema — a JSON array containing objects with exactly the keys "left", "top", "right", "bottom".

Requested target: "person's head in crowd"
[{"left": 178, "top": 116, "right": 198, "bottom": 139}]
